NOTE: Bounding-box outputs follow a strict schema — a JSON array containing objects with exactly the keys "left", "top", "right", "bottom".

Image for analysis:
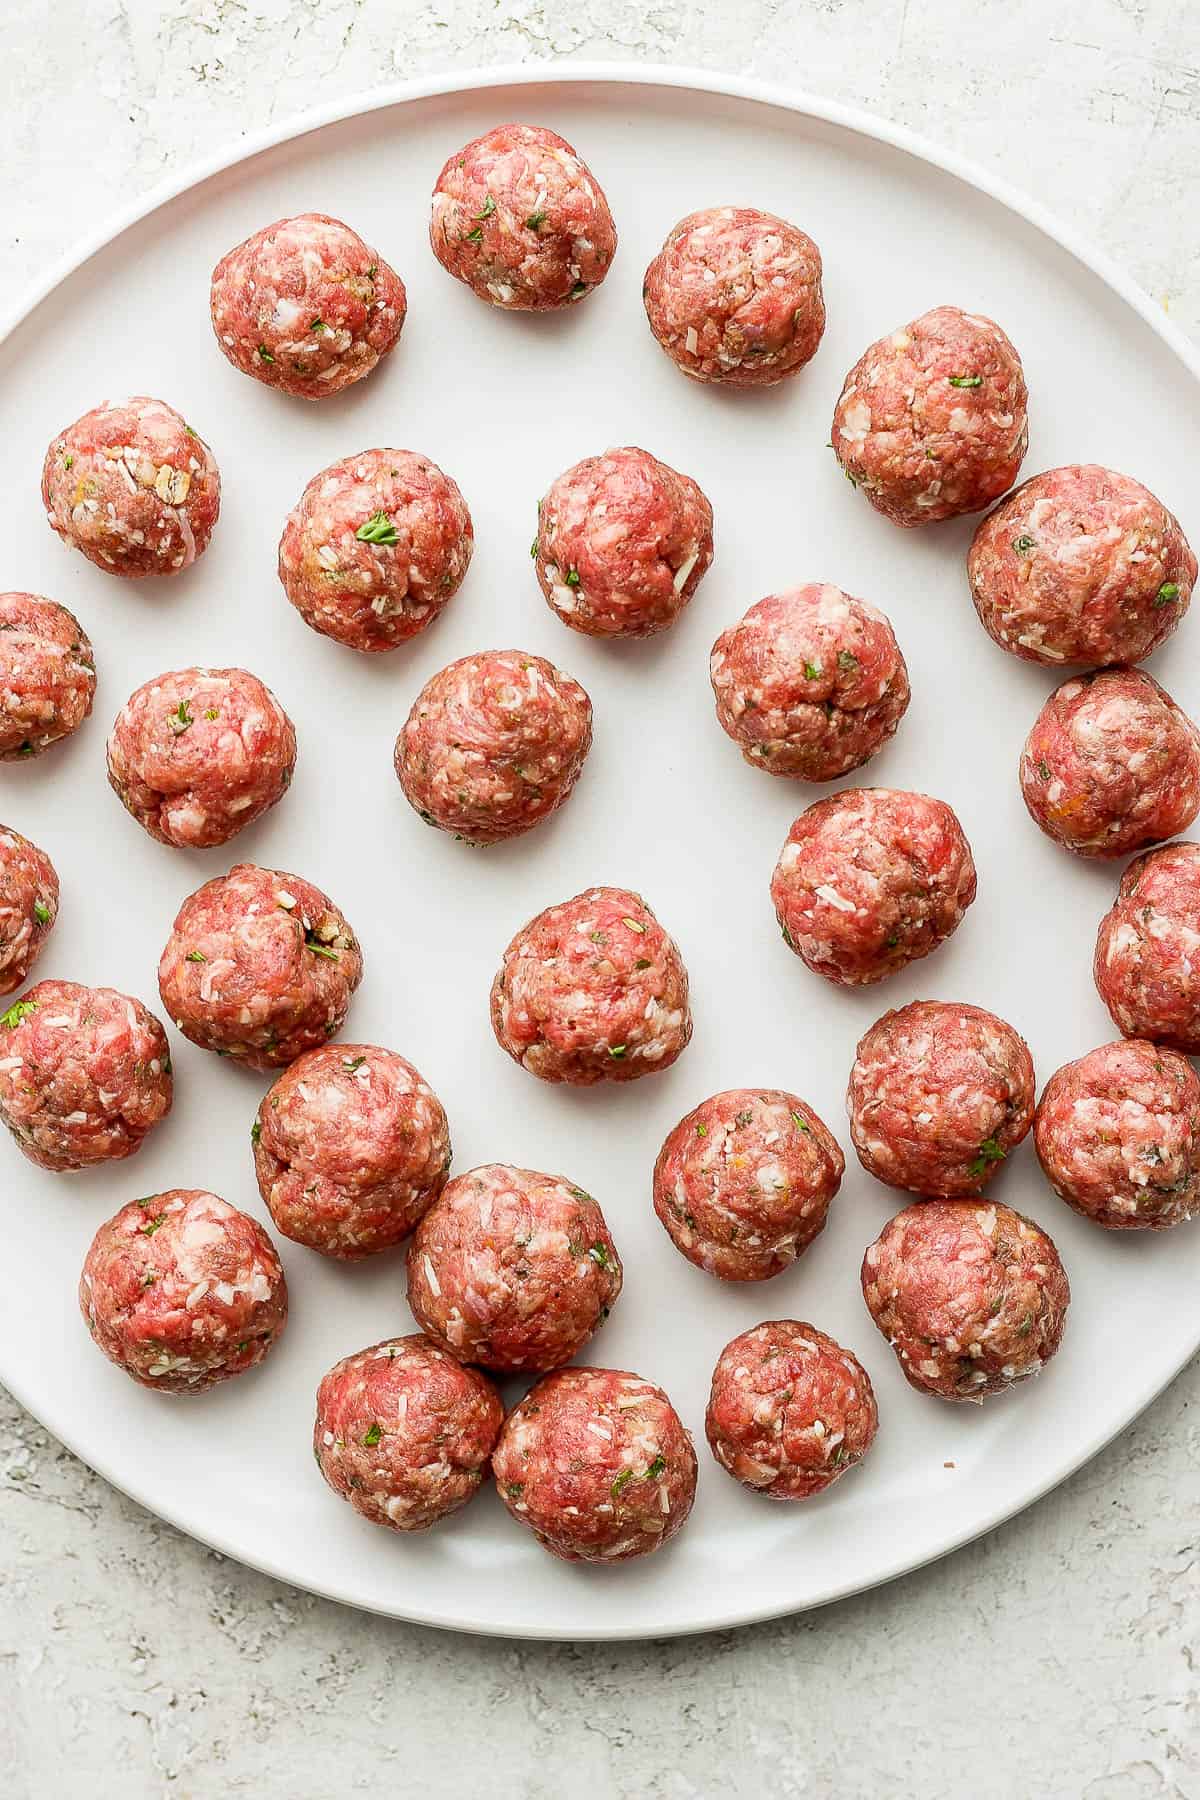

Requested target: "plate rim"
[{"left": 4, "top": 60, "right": 1198, "bottom": 1642}]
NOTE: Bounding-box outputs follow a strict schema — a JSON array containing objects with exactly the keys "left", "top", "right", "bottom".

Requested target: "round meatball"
[
  {"left": 861, "top": 1199, "right": 1070, "bottom": 1401},
  {"left": 0, "top": 828, "right": 58, "bottom": 996},
  {"left": 771, "top": 788, "right": 976, "bottom": 987},
  {"left": 395, "top": 650, "right": 592, "bottom": 844},
  {"left": 848, "top": 1000, "right": 1035, "bottom": 1198},
  {"left": 1035, "top": 1038, "right": 1200, "bottom": 1231},
  {"left": 1094, "top": 842, "right": 1200, "bottom": 1052},
  {"left": 490, "top": 885, "right": 692, "bottom": 1084},
  {"left": 158, "top": 863, "right": 362, "bottom": 1070},
  {"left": 831, "top": 305, "right": 1027, "bottom": 527},
  {"left": 711, "top": 584, "right": 910, "bottom": 781},
  {"left": 430, "top": 122, "right": 616, "bottom": 310},
  {"left": 0, "top": 592, "right": 96, "bottom": 761},
  {"left": 0, "top": 979, "right": 172, "bottom": 1171},
  {"left": 653, "top": 1089, "right": 843, "bottom": 1281},
  {"left": 407, "top": 1164, "right": 620, "bottom": 1372},
  {"left": 643, "top": 206, "right": 824, "bottom": 386},
  {"left": 493, "top": 1366, "right": 696, "bottom": 1562},
  {"left": 42, "top": 397, "right": 220, "bottom": 577},
  {"left": 107, "top": 666, "right": 297, "bottom": 849},
  {"left": 80, "top": 1189, "right": 287, "bottom": 1393},
  {"left": 210, "top": 212, "right": 406, "bottom": 400},
  {"left": 533, "top": 447, "right": 714, "bottom": 639},
  {"left": 254, "top": 1044, "right": 450, "bottom": 1258},
  {"left": 968, "top": 464, "right": 1195, "bottom": 667},
  {"left": 278, "top": 448, "right": 473, "bottom": 653},
  {"left": 314, "top": 1336, "right": 502, "bottom": 1531},
  {"left": 705, "top": 1321, "right": 877, "bottom": 1498},
  {"left": 1020, "top": 667, "right": 1200, "bottom": 859}
]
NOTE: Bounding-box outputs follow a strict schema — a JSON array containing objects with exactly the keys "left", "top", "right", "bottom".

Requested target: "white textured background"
[{"left": 3, "top": 4, "right": 1200, "bottom": 1795}]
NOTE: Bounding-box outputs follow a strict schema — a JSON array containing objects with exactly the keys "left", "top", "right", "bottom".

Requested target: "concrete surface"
[{"left": 3, "top": 2, "right": 1199, "bottom": 1794}]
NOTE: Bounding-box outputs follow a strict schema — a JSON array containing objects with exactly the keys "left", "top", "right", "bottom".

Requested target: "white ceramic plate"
[{"left": 3, "top": 65, "right": 1199, "bottom": 1642}]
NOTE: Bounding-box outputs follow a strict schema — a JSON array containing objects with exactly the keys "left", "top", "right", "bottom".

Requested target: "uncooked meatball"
[
  {"left": 1094, "top": 842, "right": 1200, "bottom": 1052},
  {"left": 395, "top": 650, "right": 592, "bottom": 844},
  {"left": 771, "top": 788, "right": 976, "bottom": 986},
  {"left": 0, "top": 979, "right": 172, "bottom": 1171},
  {"left": 652, "top": 1088, "right": 843, "bottom": 1281},
  {"left": 861, "top": 1199, "right": 1070, "bottom": 1402},
  {"left": 1020, "top": 667, "right": 1200, "bottom": 858},
  {"left": 42, "top": 397, "right": 220, "bottom": 577},
  {"left": 493, "top": 1366, "right": 697, "bottom": 1562},
  {"left": 158, "top": 863, "right": 362, "bottom": 1070},
  {"left": 80, "top": 1189, "right": 287, "bottom": 1392},
  {"left": 831, "top": 305, "right": 1027, "bottom": 526},
  {"left": 430, "top": 122, "right": 616, "bottom": 309},
  {"left": 643, "top": 206, "right": 824, "bottom": 385},
  {"left": 1035, "top": 1038, "right": 1200, "bottom": 1231},
  {"left": 254, "top": 1044, "right": 450, "bottom": 1258},
  {"left": 848, "top": 1000, "right": 1035, "bottom": 1197},
  {"left": 490, "top": 885, "right": 692, "bottom": 1084},
  {"left": 210, "top": 212, "right": 407, "bottom": 399},
  {"left": 107, "top": 666, "right": 297, "bottom": 849},
  {"left": 705, "top": 1321, "right": 878, "bottom": 1497},
  {"left": 314, "top": 1337, "right": 503, "bottom": 1531},
  {"left": 0, "top": 592, "right": 95, "bottom": 760},
  {"left": 278, "top": 448, "right": 473, "bottom": 652},
  {"left": 533, "top": 447, "right": 714, "bottom": 639},
  {"left": 710, "top": 584, "right": 909, "bottom": 780},
  {"left": 968, "top": 464, "right": 1195, "bottom": 667},
  {"left": 0, "top": 828, "right": 58, "bottom": 996},
  {"left": 407, "top": 1163, "right": 622, "bottom": 1371}
]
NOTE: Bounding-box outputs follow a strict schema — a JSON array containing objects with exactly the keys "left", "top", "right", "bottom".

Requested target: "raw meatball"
[
  {"left": 771, "top": 788, "right": 976, "bottom": 986},
  {"left": 107, "top": 666, "right": 297, "bottom": 849},
  {"left": 278, "top": 448, "right": 473, "bottom": 652},
  {"left": 42, "top": 397, "right": 220, "bottom": 577},
  {"left": 493, "top": 1366, "right": 696, "bottom": 1562},
  {"left": 490, "top": 885, "right": 692, "bottom": 1084},
  {"left": 711, "top": 584, "right": 910, "bottom": 781},
  {"left": 210, "top": 212, "right": 406, "bottom": 399},
  {"left": 968, "top": 464, "right": 1195, "bottom": 667},
  {"left": 314, "top": 1336, "right": 503, "bottom": 1531},
  {"left": 861, "top": 1199, "right": 1070, "bottom": 1401},
  {"left": 848, "top": 1000, "right": 1035, "bottom": 1197},
  {"left": 395, "top": 649, "right": 592, "bottom": 844},
  {"left": 643, "top": 206, "right": 824, "bottom": 386},
  {"left": 1094, "top": 842, "right": 1200, "bottom": 1052},
  {"left": 831, "top": 305, "right": 1027, "bottom": 527},
  {"left": 705, "top": 1321, "right": 877, "bottom": 1497},
  {"left": 254, "top": 1044, "right": 450, "bottom": 1258},
  {"left": 1035, "top": 1038, "right": 1200, "bottom": 1231},
  {"left": 430, "top": 122, "right": 616, "bottom": 310},
  {"left": 652, "top": 1088, "right": 843, "bottom": 1281},
  {"left": 533, "top": 447, "right": 713, "bottom": 639},
  {"left": 0, "top": 592, "right": 96, "bottom": 760},
  {"left": 0, "top": 979, "right": 172, "bottom": 1171},
  {"left": 407, "top": 1163, "right": 621, "bottom": 1371},
  {"left": 0, "top": 828, "right": 58, "bottom": 996},
  {"left": 80, "top": 1189, "right": 287, "bottom": 1392},
  {"left": 1020, "top": 667, "right": 1200, "bottom": 858},
  {"left": 158, "top": 863, "right": 362, "bottom": 1070}
]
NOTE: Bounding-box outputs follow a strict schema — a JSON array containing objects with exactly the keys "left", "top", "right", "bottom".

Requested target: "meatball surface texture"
[
  {"left": 430, "top": 123, "right": 616, "bottom": 310},
  {"left": 861, "top": 1199, "right": 1069, "bottom": 1401},
  {"left": 771, "top": 788, "right": 976, "bottom": 986},
  {"left": 493, "top": 1366, "right": 697, "bottom": 1561},
  {"left": 80, "top": 1189, "right": 287, "bottom": 1392},
  {"left": 831, "top": 306, "right": 1027, "bottom": 526},
  {"left": 643, "top": 206, "right": 824, "bottom": 385},
  {"left": 314, "top": 1336, "right": 503, "bottom": 1530}
]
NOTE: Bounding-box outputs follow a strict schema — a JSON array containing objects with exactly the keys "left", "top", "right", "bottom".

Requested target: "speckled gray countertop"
[{"left": 3, "top": 4, "right": 1199, "bottom": 1795}]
